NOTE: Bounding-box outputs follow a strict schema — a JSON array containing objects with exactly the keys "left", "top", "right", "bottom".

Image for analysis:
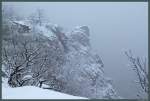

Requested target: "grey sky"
[{"left": 2, "top": 2, "right": 148, "bottom": 98}]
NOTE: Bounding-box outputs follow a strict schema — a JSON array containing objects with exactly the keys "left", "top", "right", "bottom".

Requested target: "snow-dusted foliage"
[
  {"left": 125, "top": 50, "right": 148, "bottom": 98},
  {"left": 2, "top": 8, "right": 119, "bottom": 99}
]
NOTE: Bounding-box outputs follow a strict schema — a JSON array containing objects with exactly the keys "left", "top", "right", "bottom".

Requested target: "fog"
[{"left": 2, "top": 2, "right": 148, "bottom": 98}]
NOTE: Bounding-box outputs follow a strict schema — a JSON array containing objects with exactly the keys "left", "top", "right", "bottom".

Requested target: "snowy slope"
[
  {"left": 2, "top": 86, "right": 87, "bottom": 99},
  {"left": 2, "top": 78, "right": 87, "bottom": 99}
]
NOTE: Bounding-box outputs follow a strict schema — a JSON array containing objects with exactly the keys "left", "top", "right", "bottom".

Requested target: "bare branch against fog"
[{"left": 125, "top": 50, "right": 148, "bottom": 96}]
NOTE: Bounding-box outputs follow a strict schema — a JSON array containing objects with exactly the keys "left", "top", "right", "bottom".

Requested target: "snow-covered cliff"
[{"left": 2, "top": 20, "right": 120, "bottom": 99}]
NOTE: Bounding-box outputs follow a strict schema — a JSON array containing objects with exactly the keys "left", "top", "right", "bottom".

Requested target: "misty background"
[{"left": 2, "top": 2, "right": 148, "bottom": 98}]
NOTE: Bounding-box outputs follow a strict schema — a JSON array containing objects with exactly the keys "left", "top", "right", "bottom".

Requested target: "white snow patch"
[
  {"left": 23, "top": 75, "right": 32, "bottom": 79},
  {"left": 2, "top": 83, "right": 87, "bottom": 99},
  {"left": 36, "top": 25, "right": 54, "bottom": 38},
  {"left": 13, "top": 21, "right": 31, "bottom": 28}
]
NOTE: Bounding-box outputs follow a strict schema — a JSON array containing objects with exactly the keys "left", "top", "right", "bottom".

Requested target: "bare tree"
[
  {"left": 2, "top": 33, "right": 48, "bottom": 87},
  {"left": 125, "top": 50, "right": 148, "bottom": 97},
  {"left": 37, "top": 9, "right": 44, "bottom": 26},
  {"left": 28, "top": 9, "right": 44, "bottom": 26}
]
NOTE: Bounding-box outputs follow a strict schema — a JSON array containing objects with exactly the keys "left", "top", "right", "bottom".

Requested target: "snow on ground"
[{"left": 2, "top": 78, "right": 87, "bottom": 99}]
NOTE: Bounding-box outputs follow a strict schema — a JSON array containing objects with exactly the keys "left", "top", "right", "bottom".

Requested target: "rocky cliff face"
[{"left": 46, "top": 24, "right": 119, "bottom": 98}]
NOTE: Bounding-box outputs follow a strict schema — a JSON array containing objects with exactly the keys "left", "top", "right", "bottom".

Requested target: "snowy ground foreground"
[
  {"left": 2, "top": 79, "right": 87, "bottom": 99},
  {"left": 2, "top": 86, "right": 88, "bottom": 99}
]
